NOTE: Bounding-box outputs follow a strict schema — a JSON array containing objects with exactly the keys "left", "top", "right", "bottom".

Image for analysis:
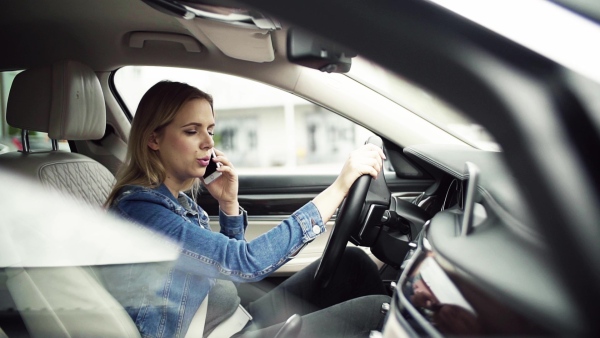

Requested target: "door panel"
[
  {"left": 209, "top": 217, "right": 383, "bottom": 276},
  {"left": 200, "top": 172, "right": 434, "bottom": 275},
  {"left": 198, "top": 173, "right": 434, "bottom": 215}
]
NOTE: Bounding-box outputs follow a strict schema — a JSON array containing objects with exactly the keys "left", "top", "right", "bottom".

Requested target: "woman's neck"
[{"left": 162, "top": 177, "right": 185, "bottom": 199}]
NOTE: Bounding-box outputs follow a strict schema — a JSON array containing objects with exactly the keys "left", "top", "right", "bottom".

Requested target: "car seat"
[
  {"left": 0, "top": 60, "right": 140, "bottom": 337},
  {"left": 0, "top": 60, "right": 114, "bottom": 205}
]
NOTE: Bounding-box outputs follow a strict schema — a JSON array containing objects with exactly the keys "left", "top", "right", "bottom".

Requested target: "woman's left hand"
[{"left": 201, "top": 148, "right": 240, "bottom": 215}]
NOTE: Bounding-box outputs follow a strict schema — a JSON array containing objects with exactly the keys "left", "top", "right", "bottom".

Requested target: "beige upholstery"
[
  {"left": 0, "top": 60, "right": 140, "bottom": 337},
  {"left": 0, "top": 151, "right": 115, "bottom": 206},
  {"left": 6, "top": 267, "right": 140, "bottom": 338},
  {"left": 7, "top": 60, "right": 106, "bottom": 140},
  {"left": 0, "top": 59, "right": 114, "bottom": 205}
]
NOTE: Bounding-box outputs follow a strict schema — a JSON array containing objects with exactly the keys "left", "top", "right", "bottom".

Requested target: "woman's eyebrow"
[{"left": 180, "top": 122, "right": 215, "bottom": 128}]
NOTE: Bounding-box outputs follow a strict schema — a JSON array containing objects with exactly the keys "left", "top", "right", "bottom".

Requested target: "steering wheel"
[{"left": 314, "top": 136, "right": 384, "bottom": 288}]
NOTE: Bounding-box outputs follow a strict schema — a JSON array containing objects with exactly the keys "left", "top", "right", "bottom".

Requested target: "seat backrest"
[
  {"left": 0, "top": 60, "right": 114, "bottom": 206},
  {"left": 0, "top": 60, "right": 140, "bottom": 338}
]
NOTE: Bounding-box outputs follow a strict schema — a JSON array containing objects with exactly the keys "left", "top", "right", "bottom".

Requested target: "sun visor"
[
  {"left": 141, "top": 0, "right": 279, "bottom": 63},
  {"left": 179, "top": 17, "right": 275, "bottom": 62}
]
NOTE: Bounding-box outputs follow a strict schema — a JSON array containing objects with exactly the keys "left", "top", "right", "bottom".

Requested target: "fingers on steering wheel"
[
  {"left": 365, "top": 150, "right": 383, "bottom": 178},
  {"left": 370, "top": 158, "right": 381, "bottom": 179}
]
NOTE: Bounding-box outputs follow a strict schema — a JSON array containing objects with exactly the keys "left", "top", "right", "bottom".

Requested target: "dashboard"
[{"left": 379, "top": 144, "right": 584, "bottom": 336}]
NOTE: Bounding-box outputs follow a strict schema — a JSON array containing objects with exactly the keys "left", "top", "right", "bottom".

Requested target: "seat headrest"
[{"left": 6, "top": 60, "right": 106, "bottom": 140}]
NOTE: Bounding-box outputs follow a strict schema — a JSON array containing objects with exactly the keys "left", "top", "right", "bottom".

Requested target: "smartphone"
[{"left": 202, "top": 149, "right": 222, "bottom": 185}]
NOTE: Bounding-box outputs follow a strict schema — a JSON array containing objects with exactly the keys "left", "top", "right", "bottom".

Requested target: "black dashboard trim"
[{"left": 403, "top": 144, "right": 539, "bottom": 243}]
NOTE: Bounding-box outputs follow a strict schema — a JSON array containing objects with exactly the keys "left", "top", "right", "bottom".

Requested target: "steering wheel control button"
[{"left": 312, "top": 225, "right": 321, "bottom": 234}]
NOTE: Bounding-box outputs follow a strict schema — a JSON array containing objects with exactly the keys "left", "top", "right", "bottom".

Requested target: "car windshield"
[{"left": 346, "top": 57, "right": 501, "bottom": 151}]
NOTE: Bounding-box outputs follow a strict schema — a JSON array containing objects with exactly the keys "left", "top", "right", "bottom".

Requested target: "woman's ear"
[{"left": 148, "top": 132, "right": 160, "bottom": 151}]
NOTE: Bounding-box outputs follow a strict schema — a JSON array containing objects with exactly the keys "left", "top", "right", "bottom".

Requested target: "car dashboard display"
[
  {"left": 379, "top": 144, "right": 584, "bottom": 336},
  {"left": 397, "top": 234, "right": 549, "bottom": 336}
]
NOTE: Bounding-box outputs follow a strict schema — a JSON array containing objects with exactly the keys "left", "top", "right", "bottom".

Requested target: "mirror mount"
[{"left": 287, "top": 28, "right": 356, "bottom": 73}]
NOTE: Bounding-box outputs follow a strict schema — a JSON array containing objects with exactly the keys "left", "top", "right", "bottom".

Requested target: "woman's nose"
[{"left": 201, "top": 132, "right": 214, "bottom": 149}]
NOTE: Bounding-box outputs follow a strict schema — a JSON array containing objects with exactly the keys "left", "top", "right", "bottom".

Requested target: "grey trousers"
[{"left": 237, "top": 247, "right": 391, "bottom": 338}]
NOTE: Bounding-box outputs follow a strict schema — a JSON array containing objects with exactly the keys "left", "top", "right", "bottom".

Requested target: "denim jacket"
[{"left": 101, "top": 184, "right": 325, "bottom": 338}]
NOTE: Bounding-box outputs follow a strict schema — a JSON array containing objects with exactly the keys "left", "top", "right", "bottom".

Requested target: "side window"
[
  {"left": 113, "top": 66, "right": 373, "bottom": 174},
  {"left": 1, "top": 70, "right": 70, "bottom": 153}
]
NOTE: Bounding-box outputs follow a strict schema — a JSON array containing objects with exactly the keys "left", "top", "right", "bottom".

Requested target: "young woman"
[{"left": 103, "top": 81, "right": 391, "bottom": 338}]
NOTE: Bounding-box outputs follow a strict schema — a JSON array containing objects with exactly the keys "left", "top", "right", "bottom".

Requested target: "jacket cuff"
[
  {"left": 292, "top": 201, "right": 326, "bottom": 242},
  {"left": 219, "top": 206, "right": 248, "bottom": 235}
]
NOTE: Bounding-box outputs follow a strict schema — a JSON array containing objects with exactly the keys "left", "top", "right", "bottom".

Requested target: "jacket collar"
[{"left": 154, "top": 183, "right": 198, "bottom": 216}]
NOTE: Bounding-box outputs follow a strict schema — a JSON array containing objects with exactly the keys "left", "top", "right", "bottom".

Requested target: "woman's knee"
[
  {"left": 343, "top": 246, "right": 367, "bottom": 261},
  {"left": 342, "top": 247, "right": 378, "bottom": 269}
]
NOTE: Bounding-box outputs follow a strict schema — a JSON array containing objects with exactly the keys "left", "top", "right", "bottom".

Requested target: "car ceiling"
[
  {"left": 0, "top": 0, "right": 291, "bottom": 73},
  {"left": 1, "top": 0, "right": 469, "bottom": 150}
]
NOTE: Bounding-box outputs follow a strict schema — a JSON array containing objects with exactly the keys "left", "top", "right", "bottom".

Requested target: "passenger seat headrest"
[{"left": 7, "top": 60, "right": 106, "bottom": 140}]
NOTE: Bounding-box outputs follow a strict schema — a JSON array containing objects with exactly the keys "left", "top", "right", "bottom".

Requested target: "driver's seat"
[{"left": 0, "top": 60, "right": 140, "bottom": 337}]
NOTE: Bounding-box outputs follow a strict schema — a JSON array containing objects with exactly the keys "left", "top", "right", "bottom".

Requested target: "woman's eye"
[
  {"left": 208, "top": 131, "right": 215, "bottom": 137},
  {"left": 185, "top": 130, "right": 197, "bottom": 135}
]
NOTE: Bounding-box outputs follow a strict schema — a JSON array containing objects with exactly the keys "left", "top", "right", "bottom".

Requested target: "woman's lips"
[{"left": 197, "top": 156, "right": 210, "bottom": 167}]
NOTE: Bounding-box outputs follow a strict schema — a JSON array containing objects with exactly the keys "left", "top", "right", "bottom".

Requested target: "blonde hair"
[{"left": 105, "top": 81, "right": 213, "bottom": 207}]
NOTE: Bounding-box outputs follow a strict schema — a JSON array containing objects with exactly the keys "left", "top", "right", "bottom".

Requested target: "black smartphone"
[{"left": 203, "top": 149, "right": 222, "bottom": 184}]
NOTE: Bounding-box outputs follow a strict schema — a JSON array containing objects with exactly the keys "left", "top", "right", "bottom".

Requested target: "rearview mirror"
[{"left": 287, "top": 28, "right": 356, "bottom": 73}]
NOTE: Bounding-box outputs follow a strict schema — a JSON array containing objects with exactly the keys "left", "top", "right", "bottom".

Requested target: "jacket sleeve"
[
  {"left": 217, "top": 207, "right": 247, "bottom": 240},
  {"left": 114, "top": 193, "right": 325, "bottom": 282}
]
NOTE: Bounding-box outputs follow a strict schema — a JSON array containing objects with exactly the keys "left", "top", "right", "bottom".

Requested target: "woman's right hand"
[
  {"left": 202, "top": 148, "right": 240, "bottom": 216},
  {"left": 332, "top": 143, "right": 386, "bottom": 196},
  {"left": 312, "top": 143, "right": 386, "bottom": 224}
]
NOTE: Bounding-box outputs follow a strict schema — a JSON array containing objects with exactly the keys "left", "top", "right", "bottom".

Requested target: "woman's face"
[{"left": 149, "top": 98, "right": 215, "bottom": 188}]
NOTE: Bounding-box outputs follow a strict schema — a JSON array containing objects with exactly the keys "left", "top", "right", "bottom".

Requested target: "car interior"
[{"left": 1, "top": 0, "right": 599, "bottom": 337}]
